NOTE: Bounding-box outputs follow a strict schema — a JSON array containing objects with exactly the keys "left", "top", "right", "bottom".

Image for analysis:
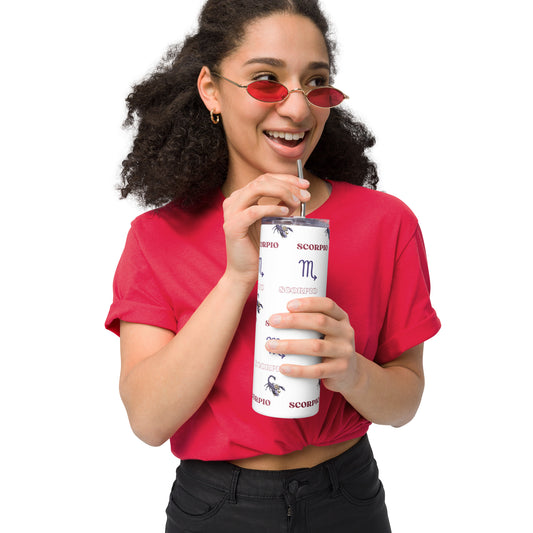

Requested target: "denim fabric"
[{"left": 165, "top": 434, "right": 391, "bottom": 533}]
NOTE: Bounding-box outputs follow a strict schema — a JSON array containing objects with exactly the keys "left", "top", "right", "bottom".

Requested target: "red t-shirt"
[{"left": 106, "top": 181, "right": 441, "bottom": 460}]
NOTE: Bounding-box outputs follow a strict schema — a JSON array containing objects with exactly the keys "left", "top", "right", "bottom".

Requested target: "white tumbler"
[{"left": 252, "top": 216, "right": 330, "bottom": 418}]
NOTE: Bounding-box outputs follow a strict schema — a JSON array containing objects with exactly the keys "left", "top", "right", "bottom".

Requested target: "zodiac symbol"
[
  {"left": 272, "top": 225, "right": 293, "bottom": 238},
  {"left": 264, "top": 375, "right": 286, "bottom": 396},
  {"left": 299, "top": 259, "right": 318, "bottom": 280}
]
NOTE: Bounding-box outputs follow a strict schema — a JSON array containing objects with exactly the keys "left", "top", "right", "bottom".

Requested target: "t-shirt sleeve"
[
  {"left": 375, "top": 224, "right": 441, "bottom": 364},
  {"left": 105, "top": 225, "right": 177, "bottom": 336}
]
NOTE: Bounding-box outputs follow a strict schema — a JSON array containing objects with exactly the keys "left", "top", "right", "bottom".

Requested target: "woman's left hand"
[{"left": 266, "top": 297, "right": 359, "bottom": 396}]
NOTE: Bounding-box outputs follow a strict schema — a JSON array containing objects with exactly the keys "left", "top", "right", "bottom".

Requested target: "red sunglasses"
[{"left": 212, "top": 72, "right": 348, "bottom": 108}]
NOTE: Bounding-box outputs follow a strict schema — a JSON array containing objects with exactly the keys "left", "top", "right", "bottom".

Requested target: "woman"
[{"left": 106, "top": 0, "right": 441, "bottom": 531}]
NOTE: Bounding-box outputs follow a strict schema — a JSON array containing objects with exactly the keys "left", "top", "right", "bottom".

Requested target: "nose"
[
  {"left": 277, "top": 87, "right": 312, "bottom": 123},
  {"left": 286, "top": 88, "right": 307, "bottom": 99}
]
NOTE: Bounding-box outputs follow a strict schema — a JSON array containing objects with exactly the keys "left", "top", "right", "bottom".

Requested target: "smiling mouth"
[{"left": 265, "top": 130, "right": 307, "bottom": 147}]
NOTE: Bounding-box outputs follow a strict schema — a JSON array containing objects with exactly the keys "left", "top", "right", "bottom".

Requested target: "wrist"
[
  {"left": 220, "top": 268, "right": 257, "bottom": 297},
  {"left": 340, "top": 353, "right": 370, "bottom": 402}
]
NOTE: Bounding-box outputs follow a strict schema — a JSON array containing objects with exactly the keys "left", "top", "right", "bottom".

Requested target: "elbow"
[
  {"left": 119, "top": 387, "right": 174, "bottom": 447},
  {"left": 126, "top": 408, "right": 174, "bottom": 447},
  {"left": 390, "top": 396, "right": 423, "bottom": 428},
  {"left": 391, "top": 413, "right": 416, "bottom": 428},
  {"left": 392, "top": 375, "right": 425, "bottom": 428},
  {"left": 131, "top": 423, "right": 169, "bottom": 448}
]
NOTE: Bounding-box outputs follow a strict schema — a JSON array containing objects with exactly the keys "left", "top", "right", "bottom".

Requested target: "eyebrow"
[{"left": 243, "top": 57, "right": 330, "bottom": 71}]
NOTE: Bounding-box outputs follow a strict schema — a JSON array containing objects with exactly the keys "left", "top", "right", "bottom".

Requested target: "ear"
[{"left": 197, "top": 66, "right": 220, "bottom": 114}]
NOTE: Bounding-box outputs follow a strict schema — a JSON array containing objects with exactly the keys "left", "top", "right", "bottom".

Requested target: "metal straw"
[{"left": 297, "top": 159, "right": 306, "bottom": 217}]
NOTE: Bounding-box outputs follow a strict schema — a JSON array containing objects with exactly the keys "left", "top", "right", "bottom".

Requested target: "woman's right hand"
[{"left": 221, "top": 173, "right": 310, "bottom": 286}]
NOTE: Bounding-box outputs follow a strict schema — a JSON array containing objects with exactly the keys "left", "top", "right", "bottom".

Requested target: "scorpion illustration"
[
  {"left": 264, "top": 375, "right": 286, "bottom": 396},
  {"left": 272, "top": 224, "right": 293, "bottom": 238}
]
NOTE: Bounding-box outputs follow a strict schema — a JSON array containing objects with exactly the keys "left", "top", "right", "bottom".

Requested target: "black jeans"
[{"left": 165, "top": 434, "right": 391, "bottom": 532}]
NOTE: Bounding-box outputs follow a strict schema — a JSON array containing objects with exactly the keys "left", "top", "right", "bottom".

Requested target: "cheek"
[
  {"left": 221, "top": 103, "right": 271, "bottom": 139},
  {"left": 310, "top": 109, "right": 330, "bottom": 144},
  {"left": 317, "top": 108, "right": 330, "bottom": 129}
]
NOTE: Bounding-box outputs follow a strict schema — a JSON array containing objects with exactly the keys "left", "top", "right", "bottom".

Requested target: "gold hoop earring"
[{"left": 210, "top": 109, "right": 220, "bottom": 124}]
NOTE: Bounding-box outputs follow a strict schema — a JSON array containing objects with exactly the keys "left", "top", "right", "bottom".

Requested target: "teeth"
[{"left": 267, "top": 131, "right": 305, "bottom": 141}]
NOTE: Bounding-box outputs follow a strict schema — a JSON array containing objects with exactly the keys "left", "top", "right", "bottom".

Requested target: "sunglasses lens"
[
  {"left": 247, "top": 80, "right": 288, "bottom": 102},
  {"left": 307, "top": 87, "right": 346, "bottom": 108},
  {"left": 246, "top": 80, "right": 346, "bottom": 107}
]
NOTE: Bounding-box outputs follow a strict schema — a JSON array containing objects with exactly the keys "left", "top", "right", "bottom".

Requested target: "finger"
[
  {"left": 286, "top": 297, "right": 348, "bottom": 321},
  {"left": 279, "top": 357, "right": 350, "bottom": 380},
  {"left": 224, "top": 174, "right": 310, "bottom": 215},
  {"left": 223, "top": 203, "right": 290, "bottom": 239},
  {"left": 268, "top": 311, "right": 343, "bottom": 338},
  {"left": 244, "top": 176, "right": 309, "bottom": 211},
  {"left": 266, "top": 337, "right": 352, "bottom": 360}
]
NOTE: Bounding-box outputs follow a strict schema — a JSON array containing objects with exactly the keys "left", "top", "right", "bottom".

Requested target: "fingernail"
[
  {"left": 287, "top": 300, "right": 301, "bottom": 311},
  {"left": 266, "top": 339, "right": 279, "bottom": 350},
  {"left": 301, "top": 190, "right": 311, "bottom": 200},
  {"left": 280, "top": 365, "right": 292, "bottom": 375},
  {"left": 269, "top": 315, "right": 282, "bottom": 325},
  {"left": 279, "top": 206, "right": 289, "bottom": 214}
]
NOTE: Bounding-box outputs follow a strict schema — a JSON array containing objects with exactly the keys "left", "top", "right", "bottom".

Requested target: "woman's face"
[{"left": 213, "top": 13, "right": 331, "bottom": 181}]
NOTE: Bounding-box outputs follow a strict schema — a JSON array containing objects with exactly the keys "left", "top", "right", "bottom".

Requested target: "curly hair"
[{"left": 120, "top": 0, "right": 378, "bottom": 209}]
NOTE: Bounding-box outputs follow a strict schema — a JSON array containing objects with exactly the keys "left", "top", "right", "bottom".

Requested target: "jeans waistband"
[{"left": 179, "top": 434, "right": 372, "bottom": 500}]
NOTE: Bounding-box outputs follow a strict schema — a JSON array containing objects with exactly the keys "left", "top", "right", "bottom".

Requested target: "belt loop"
[
  {"left": 325, "top": 462, "right": 340, "bottom": 496},
  {"left": 228, "top": 466, "right": 240, "bottom": 504}
]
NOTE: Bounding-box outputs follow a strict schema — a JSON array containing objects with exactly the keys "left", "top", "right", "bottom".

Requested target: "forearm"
[
  {"left": 118, "top": 175, "right": 310, "bottom": 446},
  {"left": 120, "top": 272, "right": 254, "bottom": 446},
  {"left": 342, "top": 345, "right": 425, "bottom": 428}
]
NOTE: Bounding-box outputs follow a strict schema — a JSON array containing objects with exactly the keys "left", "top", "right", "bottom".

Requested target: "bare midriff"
[{"left": 230, "top": 437, "right": 361, "bottom": 471}]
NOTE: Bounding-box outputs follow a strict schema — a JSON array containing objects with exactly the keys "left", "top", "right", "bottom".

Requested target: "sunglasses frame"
[{"left": 211, "top": 72, "right": 349, "bottom": 108}]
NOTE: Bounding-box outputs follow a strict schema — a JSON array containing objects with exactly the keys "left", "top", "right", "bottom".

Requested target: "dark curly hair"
[{"left": 120, "top": 0, "right": 378, "bottom": 209}]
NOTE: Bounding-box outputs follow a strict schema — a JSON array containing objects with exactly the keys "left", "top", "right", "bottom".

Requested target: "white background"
[{"left": 1, "top": 1, "right": 531, "bottom": 531}]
